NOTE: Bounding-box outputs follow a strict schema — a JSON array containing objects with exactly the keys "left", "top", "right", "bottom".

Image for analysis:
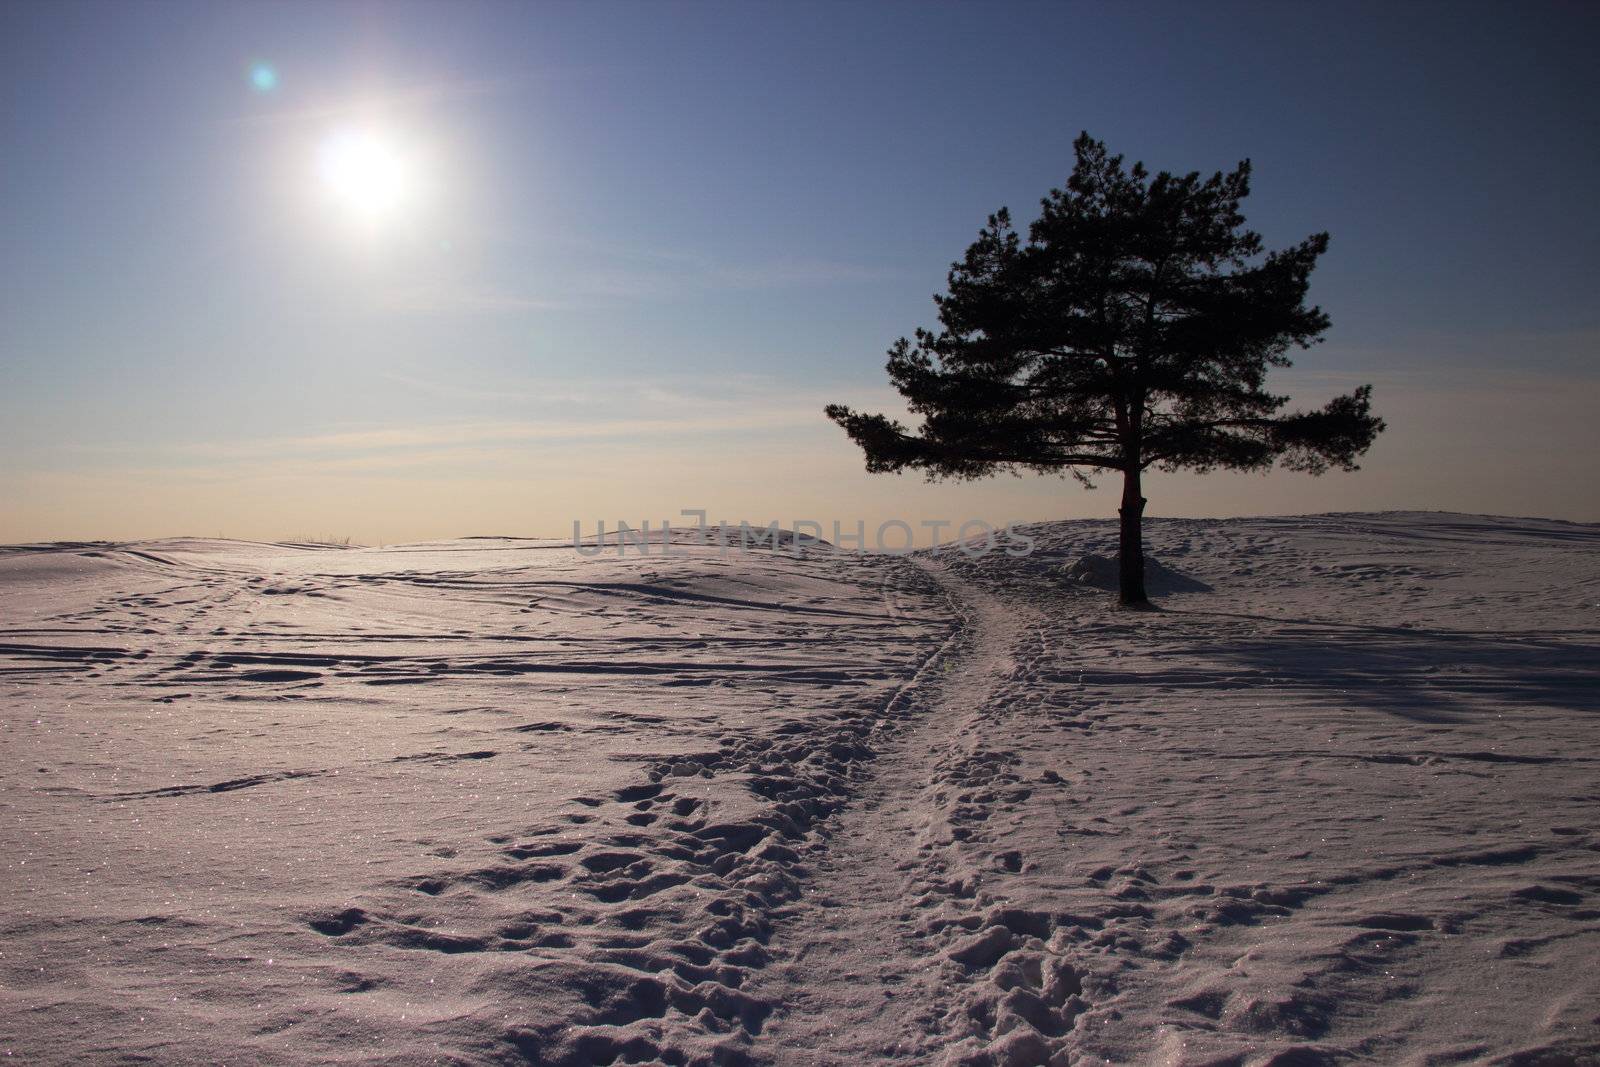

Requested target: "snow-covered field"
[{"left": 2, "top": 513, "right": 1597, "bottom": 1066}]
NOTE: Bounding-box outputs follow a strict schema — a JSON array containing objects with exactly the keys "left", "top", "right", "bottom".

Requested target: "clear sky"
[{"left": 3, "top": 0, "right": 1597, "bottom": 544}]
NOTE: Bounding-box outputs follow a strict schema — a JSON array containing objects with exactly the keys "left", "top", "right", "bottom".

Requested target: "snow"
[{"left": 1, "top": 513, "right": 1597, "bottom": 1065}]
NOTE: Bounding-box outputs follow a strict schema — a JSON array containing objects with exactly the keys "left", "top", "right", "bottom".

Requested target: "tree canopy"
[{"left": 827, "top": 133, "right": 1384, "bottom": 603}]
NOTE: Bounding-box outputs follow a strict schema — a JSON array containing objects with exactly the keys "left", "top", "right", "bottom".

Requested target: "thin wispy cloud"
[
  {"left": 547, "top": 256, "right": 902, "bottom": 308},
  {"left": 256, "top": 409, "right": 824, "bottom": 454},
  {"left": 375, "top": 371, "right": 865, "bottom": 412},
  {"left": 375, "top": 282, "right": 574, "bottom": 315},
  {"left": 390, "top": 234, "right": 910, "bottom": 315},
  {"left": 370, "top": 254, "right": 899, "bottom": 318},
  {"left": 58, "top": 373, "right": 865, "bottom": 476},
  {"left": 222, "top": 75, "right": 524, "bottom": 128}
]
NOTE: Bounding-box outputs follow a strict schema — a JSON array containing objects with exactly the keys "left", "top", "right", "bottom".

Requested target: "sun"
[{"left": 317, "top": 128, "right": 413, "bottom": 224}]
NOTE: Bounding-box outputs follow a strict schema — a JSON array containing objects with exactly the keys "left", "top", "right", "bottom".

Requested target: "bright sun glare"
[{"left": 317, "top": 128, "right": 413, "bottom": 224}]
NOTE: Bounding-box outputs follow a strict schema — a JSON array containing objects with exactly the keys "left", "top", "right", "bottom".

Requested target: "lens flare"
[{"left": 249, "top": 63, "right": 277, "bottom": 92}]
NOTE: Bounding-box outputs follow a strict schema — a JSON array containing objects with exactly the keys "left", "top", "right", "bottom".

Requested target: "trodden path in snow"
[{"left": 751, "top": 562, "right": 1081, "bottom": 1066}]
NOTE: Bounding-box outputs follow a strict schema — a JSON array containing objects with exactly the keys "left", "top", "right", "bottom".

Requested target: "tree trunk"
[{"left": 1118, "top": 466, "right": 1149, "bottom": 606}]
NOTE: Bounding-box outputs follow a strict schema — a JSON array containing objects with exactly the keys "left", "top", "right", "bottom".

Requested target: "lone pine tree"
[{"left": 826, "top": 133, "right": 1384, "bottom": 605}]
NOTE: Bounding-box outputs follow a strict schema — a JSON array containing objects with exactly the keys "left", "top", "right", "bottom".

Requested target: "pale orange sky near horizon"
[{"left": 6, "top": 365, "right": 1597, "bottom": 548}]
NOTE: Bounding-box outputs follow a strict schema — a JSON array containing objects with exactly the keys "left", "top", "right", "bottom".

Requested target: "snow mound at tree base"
[{"left": 1061, "top": 553, "right": 1213, "bottom": 595}]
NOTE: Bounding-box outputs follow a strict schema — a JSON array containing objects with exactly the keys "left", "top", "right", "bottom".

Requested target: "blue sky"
[{"left": 2, "top": 1, "right": 1597, "bottom": 541}]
